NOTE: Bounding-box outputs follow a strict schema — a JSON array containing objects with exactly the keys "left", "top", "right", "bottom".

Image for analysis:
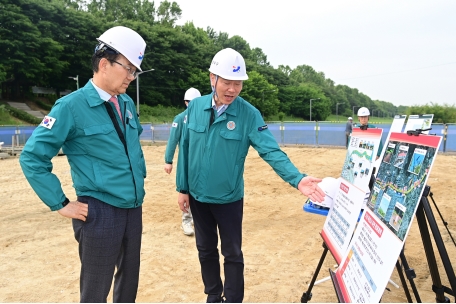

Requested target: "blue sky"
[{"left": 176, "top": 1, "right": 456, "bottom": 107}]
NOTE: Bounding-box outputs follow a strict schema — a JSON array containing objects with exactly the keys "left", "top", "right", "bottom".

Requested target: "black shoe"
[{"left": 207, "top": 295, "right": 225, "bottom": 303}]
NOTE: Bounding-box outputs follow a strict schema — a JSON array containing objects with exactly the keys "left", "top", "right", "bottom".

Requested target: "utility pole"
[{"left": 135, "top": 69, "right": 154, "bottom": 115}]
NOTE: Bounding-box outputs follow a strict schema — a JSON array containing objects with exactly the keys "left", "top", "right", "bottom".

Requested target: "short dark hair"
[{"left": 91, "top": 43, "right": 120, "bottom": 72}]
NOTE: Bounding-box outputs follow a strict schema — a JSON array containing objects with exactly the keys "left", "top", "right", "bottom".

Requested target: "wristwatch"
[
  {"left": 179, "top": 190, "right": 189, "bottom": 194},
  {"left": 62, "top": 197, "right": 70, "bottom": 207}
]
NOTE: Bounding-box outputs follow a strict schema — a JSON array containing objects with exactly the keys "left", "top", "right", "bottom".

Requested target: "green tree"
[
  {"left": 0, "top": 0, "right": 67, "bottom": 97},
  {"left": 0, "top": 64, "right": 6, "bottom": 83},
  {"left": 278, "top": 84, "right": 329, "bottom": 120},
  {"left": 407, "top": 103, "right": 456, "bottom": 123},
  {"left": 156, "top": 0, "right": 181, "bottom": 26},
  {"left": 241, "top": 71, "right": 279, "bottom": 118}
]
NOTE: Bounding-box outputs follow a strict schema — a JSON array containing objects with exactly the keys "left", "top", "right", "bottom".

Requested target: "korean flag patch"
[
  {"left": 40, "top": 116, "right": 56, "bottom": 129},
  {"left": 172, "top": 122, "right": 178, "bottom": 128}
]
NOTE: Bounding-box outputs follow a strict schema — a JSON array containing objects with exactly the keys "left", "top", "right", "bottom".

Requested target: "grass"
[{"left": 0, "top": 103, "right": 28, "bottom": 125}]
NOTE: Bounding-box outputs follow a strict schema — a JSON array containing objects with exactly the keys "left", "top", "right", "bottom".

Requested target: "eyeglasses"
[{"left": 109, "top": 60, "right": 138, "bottom": 79}]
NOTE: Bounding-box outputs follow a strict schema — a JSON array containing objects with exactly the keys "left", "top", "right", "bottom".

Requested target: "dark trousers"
[
  {"left": 190, "top": 196, "right": 244, "bottom": 303},
  {"left": 72, "top": 196, "right": 142, "bottom": 303}
]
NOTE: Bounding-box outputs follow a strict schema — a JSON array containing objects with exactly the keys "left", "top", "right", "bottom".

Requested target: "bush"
[
  {"left": 47, "top": 94, "right": 59, "bottom": 105},
  {"left": 34, "top": 98, "right": 53, "bottom": 111},
  {"left": 4, "top": 104, "right": 41, "bottom": 125}
]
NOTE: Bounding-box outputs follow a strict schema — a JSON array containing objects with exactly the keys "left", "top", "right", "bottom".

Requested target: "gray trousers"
[{"left": 72, "top": 196, "right": 142, "bottom": 303}]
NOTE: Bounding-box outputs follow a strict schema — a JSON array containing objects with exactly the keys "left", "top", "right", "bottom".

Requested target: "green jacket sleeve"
[
  {"left": 164, "top": 111, "right": 185, "bottom": 164},
  {"left": 247, "top": 109, "right": 306, "bottom": 189},
  {"left": 175, "top": 110, "right": 190, "bottom": 193},
  {"left": 19, "top": 102, "right": 75, "bottom": 211}
]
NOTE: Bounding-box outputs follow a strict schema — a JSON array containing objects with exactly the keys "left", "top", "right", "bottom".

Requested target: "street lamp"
[
  {"left": 136, "top": 69, "right": 154, "bottom": 115},
  {"left": 68, "top": 75, "right": 79, "bottom": 90},
  {"left": 336, "top": 102, "right": 344, "bottom": 121},
  {"left": 309, "top": 98, "right": 320, "bottom": 121}
]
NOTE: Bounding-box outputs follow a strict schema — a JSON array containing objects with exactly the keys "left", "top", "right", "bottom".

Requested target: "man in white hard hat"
[
  {"left": 345, "top": 116, "right": 353, "bottom": 148},
  {"left": 164, "top": 87, "right": 201, "bottom": 236},
  {"left": 354, "top": 107, "right": 383, "bottom": 159},
  {"left": 20, "top": 26, "right": 147, "bottom": 302},
  {"left": 175, "top": 48, "right": 326, "bottom": 302}
]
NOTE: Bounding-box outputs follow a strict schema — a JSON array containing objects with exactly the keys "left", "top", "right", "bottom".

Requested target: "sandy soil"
[{"left": 1, "top": 145, "right": 455, "bottom": 303}]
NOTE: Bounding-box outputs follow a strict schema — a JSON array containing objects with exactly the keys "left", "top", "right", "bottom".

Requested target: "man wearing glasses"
[{"left": 20, "top": 26, "right": 148, "bottom": 302}]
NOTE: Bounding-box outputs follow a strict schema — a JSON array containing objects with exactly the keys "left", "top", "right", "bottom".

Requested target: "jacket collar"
[
  {"left": 203, "top": 94, "right": 238, "bottom": 117},
  {"left": 82, "top": 80, "right": 128, "bottom": 108}
]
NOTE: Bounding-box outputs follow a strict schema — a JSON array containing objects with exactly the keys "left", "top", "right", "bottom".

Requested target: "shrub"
[{"left": 4, "top": 104, "right": 41, "bottom": 125}]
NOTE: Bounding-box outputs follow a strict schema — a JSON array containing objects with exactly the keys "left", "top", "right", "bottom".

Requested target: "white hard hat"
[
  {"left": 209, "top": 48, "right": 248, "bottom": 80},
  {"left": 97, "top": 26, "right": 146, "bottom": 71},
  {"left": 348, "top": 117, "right": 353, "bottom": 120},
  {"left": 310, "top": 177, "right": 339, "bottom": 208},
  {"left": 357, "top": 107, "right": 370, "bottom": 116},
  {"left": 184, "top": 87, "right": 201, "bottom": 101}
]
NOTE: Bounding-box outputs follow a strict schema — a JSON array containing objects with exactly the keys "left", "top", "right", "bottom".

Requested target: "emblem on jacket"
[
  {"left": 258, "top": 125, "right": 268, "bottom": 131},
  {"left": 40, "top": 116, "right": 56, "bottom": 130},
  {"left": 227, "top": 121, "right": 236, "bottom": 130}
]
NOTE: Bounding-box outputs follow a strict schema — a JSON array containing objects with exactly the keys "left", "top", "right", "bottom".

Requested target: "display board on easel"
[
  {"left": 373, "top": 114, "right": 408, "bottom": 172},
  {"left": 320, "top": 127, "right": 383, "bottom": 264},
  {"left": 404, "top": 114, "right": 434, "bottom": 134},
  {"left": 331, "top": 132, "right": 442, "bottom": 303}
]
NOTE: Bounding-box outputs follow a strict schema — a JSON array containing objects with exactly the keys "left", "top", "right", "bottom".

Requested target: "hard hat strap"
[{"left": 211, "top": 74, "right": 219, "bottom": 101}]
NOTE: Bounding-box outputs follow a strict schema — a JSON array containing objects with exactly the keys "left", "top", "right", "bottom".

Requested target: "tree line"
[{"left": 2, "top": 0, "right": 453, "bottom": 122}]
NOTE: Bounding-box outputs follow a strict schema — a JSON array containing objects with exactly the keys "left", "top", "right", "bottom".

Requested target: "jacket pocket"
[
  {"left": 188, "top": 123, "right": 206, "bottom": 133},
  {"left": 83, "top": 123, "right": 116, "bottom": 136},
  {"left": 220, "top": 130, "right": 242, "bottom": 141},
  {"left": 83, "top": 123, "right": 119, "bottom": 153},
  {"left": 128, "top": 118, "right": 138, "bottom": 129}
]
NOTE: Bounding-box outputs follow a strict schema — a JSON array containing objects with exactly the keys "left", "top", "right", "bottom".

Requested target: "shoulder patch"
[
  {"left": 258, "top": 125, "right": 268, "bottom": 131},
  {"left": 172, "top": 122, "right": 178, "bottom": 128},
  {"left": 40, "top": 116, "right": 56, "bottom": 129}
]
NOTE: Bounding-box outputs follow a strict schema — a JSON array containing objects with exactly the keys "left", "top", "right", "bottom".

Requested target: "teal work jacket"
[
  {"left": 164, "top": 110, "right": 187, "bottom": 164},
  {"left": 19, "top": 81, "right": 146, "bottom": 211},
  {"left": 176, "top": 94, "right": 306, "bottom": 204}
]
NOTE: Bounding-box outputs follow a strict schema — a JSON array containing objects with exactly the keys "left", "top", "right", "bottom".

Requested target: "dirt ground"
[{"left": 1, "top": 145, "right": 455, "bottom": 303}]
